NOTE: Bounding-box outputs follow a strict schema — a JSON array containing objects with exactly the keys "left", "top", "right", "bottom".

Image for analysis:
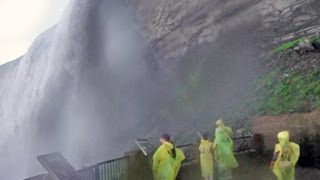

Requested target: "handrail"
[
  {"left": 25, "top": 135, "right": 256, "bottom": 180},
  {"left": 95, "top": 156, "right": 129, "bottom": 166},
  {"left": 25, "top": 156, "right": 130, "bottom": 180},
  {"left": 24, "top": 174, "right": 49, "bottom": 180},
  {"left": 78, "top": 156, "right": 129, "bottom": 180}
]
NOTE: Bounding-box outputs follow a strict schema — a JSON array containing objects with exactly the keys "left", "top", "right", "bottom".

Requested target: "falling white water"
[{"left": 0, "top": 0, "right": 155, "bottom": 179}]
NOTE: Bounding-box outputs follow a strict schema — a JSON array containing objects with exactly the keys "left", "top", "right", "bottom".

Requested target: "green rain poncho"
[
  {"left": 199, "top": 139, "right": 214, "bottom": 177},
  {"left": 214, "top": 120, "right": 238, "bottom": 170},
  {"left": 153, "top": 142, "right": 175, "bottom": 180},
  {"left": 272, "top": 131, "right": 300, "bottom": 180},
  {"left": 173, "top": 148, "right": 185, "bottom": 179}
]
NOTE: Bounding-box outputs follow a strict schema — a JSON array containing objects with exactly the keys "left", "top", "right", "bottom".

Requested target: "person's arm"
[
  {"left": 153, "top": 147, "right": 161, "bottom": 177},
  {"left": 270, "top": 150, "right": 280, "bottom": 169},
  {"left": 212, "top": 141, "right": 216, "bottom": 150},
  {"left": 290, "top": 143, "right": 300, "bottom": 165},
  {"left": 180, "top": 149, "right": 185, "bottom": 161},
  {"left": 199, "top": 144, "right": 202, "bottom": 152},
  {"left": 213, "top": 142, "right": 219, "bottom": 160},
  {"left": 210, "top": 143, "right": 215, "bottom": 157}
]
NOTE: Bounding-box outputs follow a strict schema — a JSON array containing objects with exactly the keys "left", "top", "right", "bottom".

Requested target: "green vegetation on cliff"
[
  {"left": 229, "top": 36, "right": 320, "bottom": 117},
  {"left": 252, "top": 69, "right": 320, "bottom": 115},
  {"left": 273, "top": 36, "right": 320, "bottom": 53}
]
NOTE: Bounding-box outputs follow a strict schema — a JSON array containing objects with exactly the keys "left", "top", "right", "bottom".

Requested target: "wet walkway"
[{"left": 179, "top": 153, "right": 320, "bottom": 180}]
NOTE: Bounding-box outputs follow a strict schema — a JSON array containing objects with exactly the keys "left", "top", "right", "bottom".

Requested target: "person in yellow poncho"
[
  {"left": 153, "top": 133, "right": 176, "bottom": 180},
  {"left": 173, "top": 147, "right": 185, "bottom": 179},
  {"left": 214, "top": 119, "right": 238, "bottom": 180},
  {"left": 199, "top": 132, "right": 214, "bottom": 180},
  {"left": 270, "top": 131, "right": 300, "bottom": 180}
]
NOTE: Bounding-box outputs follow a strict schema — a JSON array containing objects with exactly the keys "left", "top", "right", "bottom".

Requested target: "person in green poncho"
[
  {"left": 270, "top": 131, "right": 300, "bottom": 180},
  {"left": 153, "top": 133, "right": 176, "bottom": 180},
  {"left": 214, "top": 119, "right": 238, "bottom": 180},
  {"left": 199, "top": 132, "right": 214, "bottom": 180}
]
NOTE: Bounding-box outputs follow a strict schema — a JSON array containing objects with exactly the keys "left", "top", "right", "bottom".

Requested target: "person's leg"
[
  {"left": 218, "top": 168, "right": 231, "bottom": 180},
  {"left": 225, "top": 170, "right": 232, "bottom": 180},
  {"left": 216, "top": 160, "right": 223, "bottom": 180}
]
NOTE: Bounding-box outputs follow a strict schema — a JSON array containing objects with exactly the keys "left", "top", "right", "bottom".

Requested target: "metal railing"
[
  {"left": 25, "top": 156, "right": 129, "bottom": 180},
  {"left": 232, "top": 135, "right": 255, "bottom": 154},
  {"left": 176, "top": 144, "right": 196, "bottom": 164},
  {"left": 24, "top": 174, "right": 49, "bottom": 180},
  {"left": 77, "top": 164, "right": 98, "bottom": 180},
  {"left": 25, "top": 135, "right": 256, "bottom": 180},
  {"left": 78, "top": 156, "right": 129, "bottom": 180},
  {"left": 97, "top": 156, "right": 129, "bottom": 180}
]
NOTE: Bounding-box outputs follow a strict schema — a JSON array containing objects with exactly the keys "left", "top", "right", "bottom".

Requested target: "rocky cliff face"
[
  {"left": 133, "top": 0, "right": 320, "bottom": 69},
  {"left": 131, "top": 0, "right": 320, "bottom": 124},
  {"left": 0, "top": 0, "right": 319, "bottom": 179},
  {"left": 134, "top": 0, "right": 261, "bottom": 73}
]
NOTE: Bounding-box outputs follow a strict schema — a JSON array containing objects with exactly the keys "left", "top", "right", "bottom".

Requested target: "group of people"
[
  {"left": 152, "top": 119, "right": 300, "bottom": 180},
  {"left": 198, "top": 119, "right": 238, "bottom": 180}
]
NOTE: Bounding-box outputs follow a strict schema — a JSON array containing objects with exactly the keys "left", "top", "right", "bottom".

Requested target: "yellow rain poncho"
[
  {"left": 272, "top": 131, "right": 300, "bottom": 180},
  {"left": 199, "top": 139, "right": 214, "bottom": 177},
  {"left": 214, "top": 119, "right": 238, "bottom": 170},
  {"left": 153, "top": 142, "right": 175, "bottom": 180},
  {"left": 173, "top": 148, "right": 185, "bottom": 179}
]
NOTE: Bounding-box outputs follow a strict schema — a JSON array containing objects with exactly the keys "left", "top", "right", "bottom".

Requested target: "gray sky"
[{"left": 0, "top": 0, "right": 69, "bottom": 65}]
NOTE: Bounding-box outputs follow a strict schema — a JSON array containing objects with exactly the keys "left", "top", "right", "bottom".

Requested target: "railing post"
[
  {"left": 124, "top": 150, "right": 153, "bottom": 180},
  {"left": 252, "top": 133, "right": 264, "bottom": 155},
  {"left": 94, "top": 165, "right": 100, "bottom": 180}
]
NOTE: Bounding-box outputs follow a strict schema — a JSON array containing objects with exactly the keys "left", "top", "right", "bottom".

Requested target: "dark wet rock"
[{"left": 293, "top": 38, "right": 315, "bottom": 54}]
